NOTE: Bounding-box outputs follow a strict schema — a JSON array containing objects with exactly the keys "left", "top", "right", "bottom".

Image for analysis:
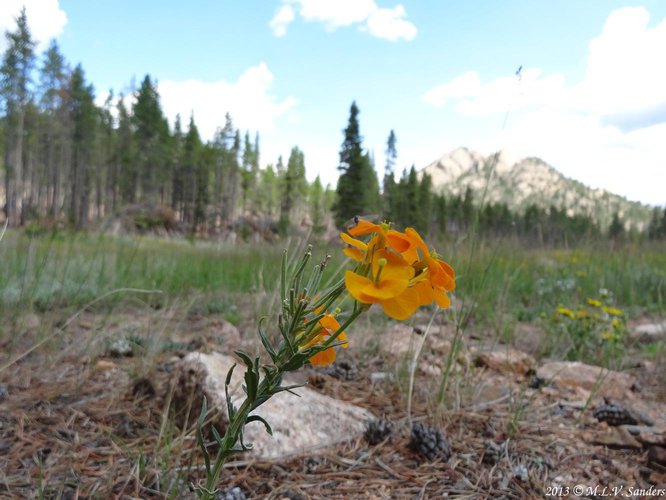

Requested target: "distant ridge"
[{"left": 420, "top": 148, "right": 653, "bottom": 230}]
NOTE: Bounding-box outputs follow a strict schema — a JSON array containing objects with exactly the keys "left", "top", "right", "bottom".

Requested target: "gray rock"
[
  {"left": 173, "top": 352, "right": 375, "bottom": 459},
  {"left": 630, "top": 322, "right": 666, "bottom": 344},
  {"left": 107, "top": 337, "right": 134, "bottom": 357}
]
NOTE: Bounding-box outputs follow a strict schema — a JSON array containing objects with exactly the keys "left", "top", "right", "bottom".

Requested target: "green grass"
[{"left": 1, "top": 229, "right": 664, "bottom": 342}]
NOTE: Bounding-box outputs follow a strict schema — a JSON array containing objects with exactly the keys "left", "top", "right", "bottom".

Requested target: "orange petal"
[
  {"left": 348, "top": 219, "right": 381, "bottom": 236},
  {"left": 372, "top": 249, "right": 414, "bottom": 281},
  {"left": 386, "top": 230, "right": 410, "bottom": 253},
  {"left": 413, "top": 281, "right": 435, "bottom": 306},
  {"left": 343, "top": 247, "right": 364, "bottom": 261},
  {"left": 341, "top": 232, "right": 367, "bottom": 250},
  {"left": 381, "top": 287, "right": 420, "bottom": 320},
  {"left": 361, "top": 278, "right": 409, "bottom": 301},
  {"left": 434, "top": 290, "right": 451, "bottom": 309},
  {"left": 310, "top": 347, "right": 335, "bottom": 366},
  {"left": 345, "top": 271, "right": 378, "bottom": 303}
]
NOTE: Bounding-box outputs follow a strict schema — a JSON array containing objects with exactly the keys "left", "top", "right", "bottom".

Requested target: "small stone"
[
  {"left": 647, "top": 445, "right": 666, "bottom": 468},
  {"left": 630, "top": 322, "right": 666, "bottom": 344},
  {"left": 280, "top": 489, "right": 306, "bottom": 500},
  {"left": 0, "top": 383, "right": 8, "bottom": 402},
  {"left": 93, "top": 360, "right": 118, "bottom": 372},
  {"left": 370, "top": 372, "right": 392, "bottom": 383},
  {"left": 216, "top": 486, "right": 246, "bottom": 500},
  {"left": 475, "top": 349, "right": 535, "bottom": 376},
  {"left": 107, "top": 337, "right": 133, "bottom": 357},
  {"left": 513, "top": 464, "right": 529, "bottom": 482}
]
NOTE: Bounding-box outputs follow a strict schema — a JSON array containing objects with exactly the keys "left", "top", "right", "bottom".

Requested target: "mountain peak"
[{"left": 420, "top": 148, "right": 652, "bottom": 230}]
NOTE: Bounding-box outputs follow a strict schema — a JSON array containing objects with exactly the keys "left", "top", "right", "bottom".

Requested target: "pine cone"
[
  {"left": 482, "top": 440, "right": 504, "bottom": 465},
  {"left": 365, "top": 419, "right": 394, "bottom": 445},
  {"left": 409, "top": 423, "right": 451, "bottom": 461},
  {"left": 216, "top": 486, "right": 246, "bottom": 500},
  {"left": 593, "top": 403, "right": 638, "bottom": 426},
  {"left": 323, "top": 360, "right": 357, "bottom": 380}
]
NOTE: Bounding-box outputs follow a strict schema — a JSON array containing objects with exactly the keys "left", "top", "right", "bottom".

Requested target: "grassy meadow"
[{"left": 1, "top": 228, "right": 663, "bottom": 336}]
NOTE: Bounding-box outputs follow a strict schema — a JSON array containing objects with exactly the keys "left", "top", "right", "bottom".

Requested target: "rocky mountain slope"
[{"left": 420, "top": 148, "right": 653, "bottom": 230}]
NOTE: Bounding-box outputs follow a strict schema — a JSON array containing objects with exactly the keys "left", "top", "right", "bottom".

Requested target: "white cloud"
[
  {"left": 269, "top": 4, "right": 295, "bottom": 37},
  {"left": 0, "top": 0, "right": 67, "bottom": 52},
  {"left": 365, "top": 5, "right": 417, "bottom": 42},
  {"left": 420, "top": 7, "right": 666, "bottom": 205},
  {"left": 270, "top": 0, "right": 416, "bottom": 41},
  {"left": 157, "top": 63, "right": 297, "bottom": 140}
]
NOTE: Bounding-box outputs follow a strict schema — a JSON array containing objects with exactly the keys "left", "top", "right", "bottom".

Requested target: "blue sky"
[{"left": 2, "top": 0, "right": 665, "bottom": 205}]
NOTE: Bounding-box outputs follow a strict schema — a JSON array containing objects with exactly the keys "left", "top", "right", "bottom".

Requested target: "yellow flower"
[
  {"left": 587, "top": 298, "right": 602, "bottom": 307},
  {"left": 345, "top": 249, "right": 414, "bottom": 304},
  {"left": 601, "top": 306, "right": 623, "bottom": 316},
  {"left": 556, "top": 306, "right": 575, "bottom": 319},
  {"left": 601, "top": 331, "right": 619, "bottom": 342}
]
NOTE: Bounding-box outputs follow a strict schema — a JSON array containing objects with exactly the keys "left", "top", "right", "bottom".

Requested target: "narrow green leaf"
[
  {"left": 195, "top": 397, "right": 211, "bottom": 475},
  {"left": 234, "top": 350, "right": 254, "bottom": 370},
  {"left": 246, "top": 415, "right": 273, "bottom": 436}
]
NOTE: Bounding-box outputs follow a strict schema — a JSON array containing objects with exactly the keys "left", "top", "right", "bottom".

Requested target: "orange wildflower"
[
  {"left": 306, "top": 312, "right": 348, "bottom": 367},
  {"left": 345, "top": 249, "right": 414, "bottom": 304}
]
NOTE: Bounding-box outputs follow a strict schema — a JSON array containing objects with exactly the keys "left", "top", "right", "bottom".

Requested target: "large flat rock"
[
  {"left": 536, "top": 361, "right": 637, "bottom": 400},
  {"left": 173, "top": 352, "right": 374, "bottom": 459}
]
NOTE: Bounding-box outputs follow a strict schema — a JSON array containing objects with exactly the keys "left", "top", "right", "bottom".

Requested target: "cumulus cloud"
[
  {"left": 0, "top": 0, "right": 67, "bottom": 52},
  {"left": 365, "top": 5, "right": 417, "bottom": 41},
  {"left": 270, "top": 0, "right": 416, "bottom": 41},
  {"left": 420, "top": 7, "right": 666, "bottom": 205},
  {"left": 269, "top": 4, "right": 295, "bottom": 37},
  {"left": 157, "top": 63, "right": 297, "bottom": 140}
]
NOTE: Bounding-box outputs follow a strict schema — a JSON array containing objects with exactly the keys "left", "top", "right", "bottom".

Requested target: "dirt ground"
[{"left": 0, "top": 306, "right": 664, "bottom": 499}]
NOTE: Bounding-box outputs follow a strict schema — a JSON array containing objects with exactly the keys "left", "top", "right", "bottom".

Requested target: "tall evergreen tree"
[
  {"left": 333, "top": 101, "right": 379, "bottom": 226},
  {"left": 279, "top": 146, "right": 306, "bottom": 235},
  {"left": 1, "top": 7, "right": 36, "bottom": 224},
  {"left": 67, "top": 64, "right": 97, "bottom": 228},
  {"left": 132, "top": 75, "right": 168, "bottom": 203},
  {"left": 37, "top": 40, "right": 68, "bottom": 218}
]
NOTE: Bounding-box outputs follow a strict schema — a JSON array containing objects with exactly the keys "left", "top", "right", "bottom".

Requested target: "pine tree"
[
  {"left": 117, "top": 95, "right": 136, "bottom": 204},
  {"left": 608, "top": 211, "right": 624, "bottom": 241},
  {"left": 67, "top": 64, "right": 97, "bottom": 228},
  {"left": 1, "top": 7, "right": 36, "bottom": 224},
  {"left": 310, "top": 175, "right": 325, "bottom": 235},
  {"left": 383, "top": 129, "right": 397, "bottom": 220},
  {"left": 37, "top": 40, "right": 68, "bottom": 218},
  {"left": 333, "top": 101, "right": 379, "bottom": 226},
  {"left": 279, "top": 146, "right": 306, "bottom": 235},
  {"left": 132, "top": 75, "right": 168, "bottom": 203}
]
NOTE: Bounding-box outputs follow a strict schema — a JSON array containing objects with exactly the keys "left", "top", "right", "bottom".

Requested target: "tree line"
[
  {"left": 0, "top": 9, "right": 330, "bottom": 234},
  {"left": 2, "top": 10, "right": 663, "bottom": 244}
]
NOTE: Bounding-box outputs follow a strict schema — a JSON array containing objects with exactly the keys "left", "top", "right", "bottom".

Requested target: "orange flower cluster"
[
  {"left": 304, "top": 311, "right": 348, "bottom": 366},
  {"left": 342, "top": 219, "right": 455, "bottom": 320}
]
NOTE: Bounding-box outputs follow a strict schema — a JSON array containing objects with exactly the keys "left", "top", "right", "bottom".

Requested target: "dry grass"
[{"left": 0, "top": 301, "right": 664, "bottom": 499}]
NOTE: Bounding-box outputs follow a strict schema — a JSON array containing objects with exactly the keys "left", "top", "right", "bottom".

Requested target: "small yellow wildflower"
[
  {"left": 601, "top": 306, "right": 623, "bottom": 316},
  {"left": 556, "top": 306, "right": 575, "bottom": 319},
  {"left": 587, "top": 298, "right": 602, "bottom": 307},
  {"left": 601, "top": 331, "right": 620, "bottom": 341}
]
